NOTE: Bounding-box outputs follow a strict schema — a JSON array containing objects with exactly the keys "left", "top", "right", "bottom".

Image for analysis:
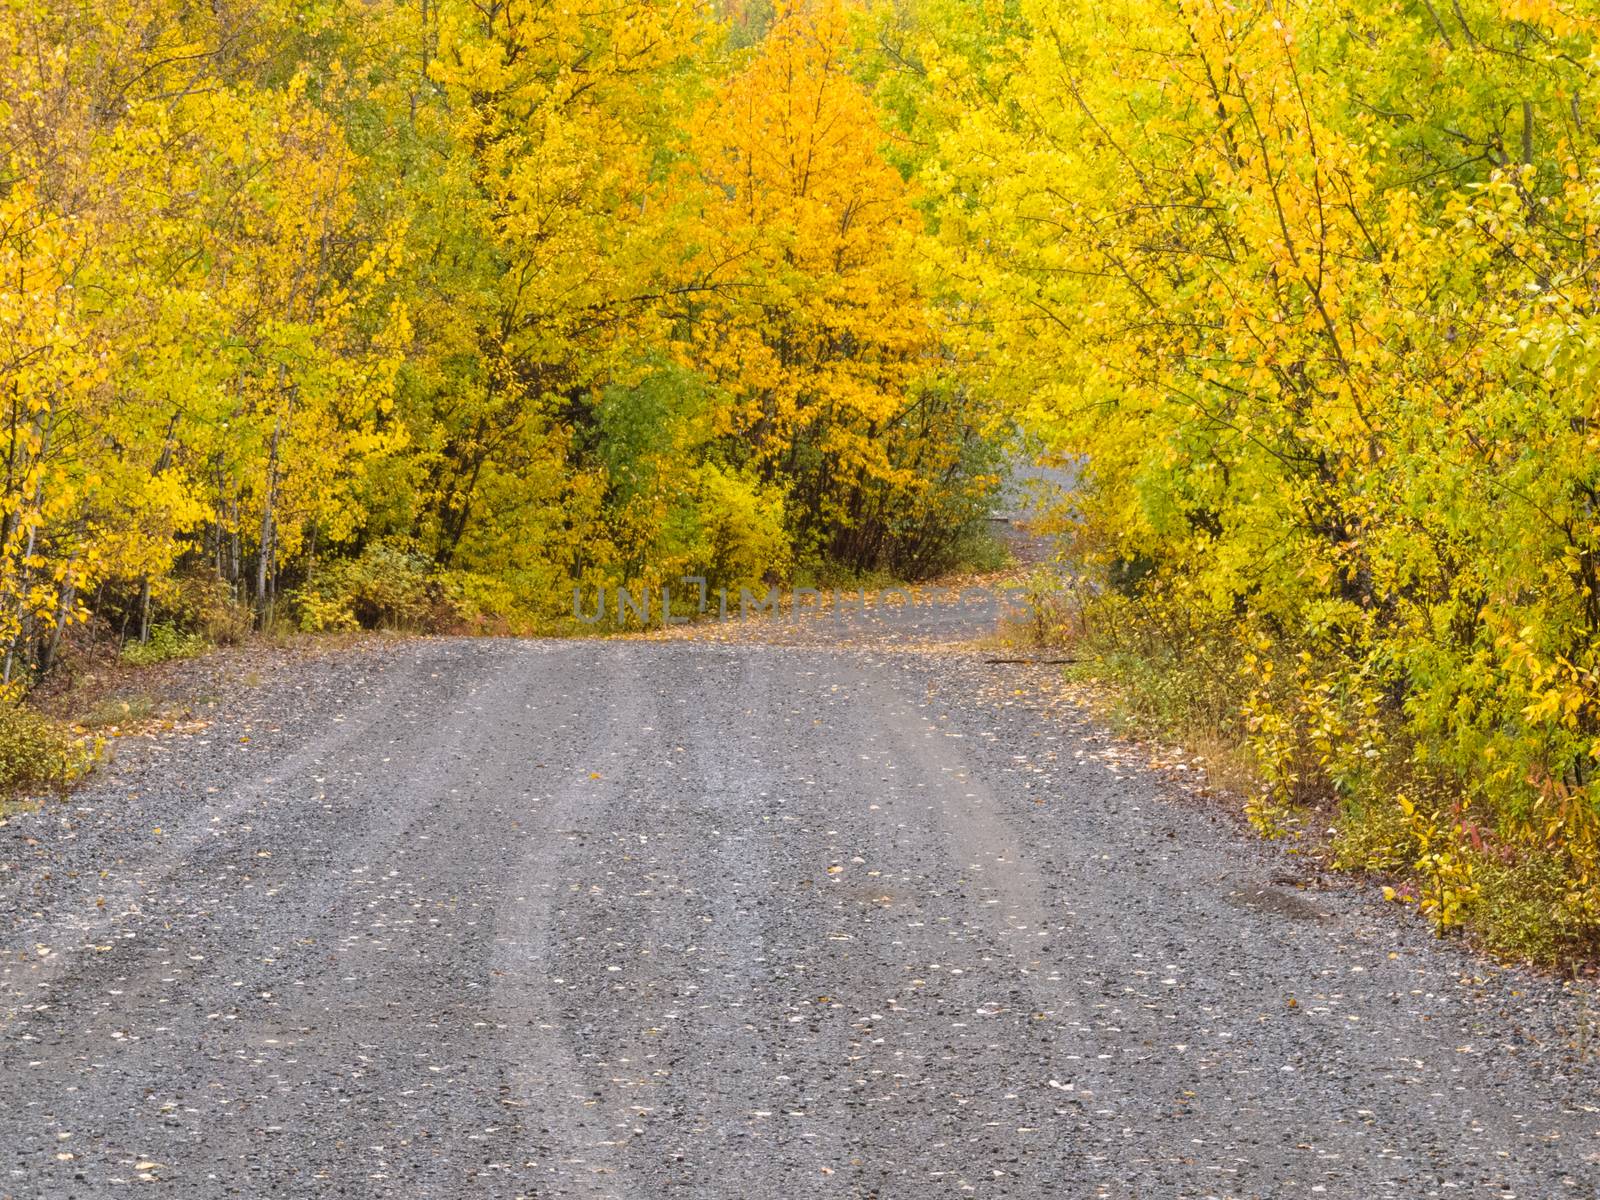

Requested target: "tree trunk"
[{"left": 256, "top": 414, "right": 281, "bottom": 624}]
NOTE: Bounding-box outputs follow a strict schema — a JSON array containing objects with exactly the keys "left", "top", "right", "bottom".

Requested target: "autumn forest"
[
  {"left": 6, "top": 0, "right": 1600, "bottom": 957},
  {"left": 0, "top": 0, "right": 1002, "bottom": 654}
]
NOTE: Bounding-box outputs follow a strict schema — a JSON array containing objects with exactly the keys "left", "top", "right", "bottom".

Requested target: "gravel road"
[{"left": 2, "top": 612, "right": 1598, "bottom": 1198}]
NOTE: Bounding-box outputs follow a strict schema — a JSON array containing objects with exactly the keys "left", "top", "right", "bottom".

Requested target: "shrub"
[
  {"left": 121, "top": 623, "right": 206, "bottom": 666},
  {"left": 292, "top": 543, "right": 439, "bottom": 633},
  {"left": 1056, "top": 568, "right": 1600, "bottom": 960},
  {"left": 0, "top": 700, "right": 97, "bottom": 797},
  {"left": 434, "top": 570, "right": 521, "bottom": 635},
  {"left": 174, "top": 574, "right": 252, "bottom": 646}
]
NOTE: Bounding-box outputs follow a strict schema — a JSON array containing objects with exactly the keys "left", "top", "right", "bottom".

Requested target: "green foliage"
[
  {"left": 940, "top": 519, "right": 1010, "bottom": 576},
  {"left": 682, "top": 465, "right": 792, "bottom": 589},
  {"left": 1472, "top": 856, "right": 1593, "bottom": 967},
  {"left": 121, "top": 624, "right": 206, "bottom": 667}
]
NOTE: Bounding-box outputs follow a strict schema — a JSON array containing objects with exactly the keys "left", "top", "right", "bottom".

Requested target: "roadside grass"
[{"left": 76, "top": 694, "right": 163, "bottom": 730}]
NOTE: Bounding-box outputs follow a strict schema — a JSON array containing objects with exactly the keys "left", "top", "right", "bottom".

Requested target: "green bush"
[{"left": 121, "top": 623, "right": 206, "bottom": 666}]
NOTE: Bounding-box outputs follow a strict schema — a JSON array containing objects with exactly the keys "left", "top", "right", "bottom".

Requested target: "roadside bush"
[
  {"left": 173, "top": 574, "right": 252, "bottom": 646},
  {"left": 121, "top": 623, "right": 206, "bottom": 666},
  {"left": 291, "top": 543, "right": 440, "bottom": 633},
  {"left": 434, "top": 570, "right": 521, "bottom": 635},
  {"left": 1066, "top": 585, "right": 1253, "bottom": 749},
  {"left": 0, "top": 699, "right": 97, "bottom": 796},
  {"left": 692, "top": 464, "right": 791, "bottom": 590},
  {"left": 1059, "top": 568, "right": 1600, "bottom": 960}
]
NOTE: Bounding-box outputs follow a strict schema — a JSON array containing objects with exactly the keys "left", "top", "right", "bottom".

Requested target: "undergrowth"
[
  {"left": 121, "top": 623, "right": 207, "bottom": 666},
  {"left": 0, "top": 699, "right": 99, "bottom": 806},
  {"left": 1036, "top": 573, "right": 1600, "bottom": 969}
]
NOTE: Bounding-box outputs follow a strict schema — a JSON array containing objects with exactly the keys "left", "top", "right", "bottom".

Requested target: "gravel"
[{"left": 1, "top": 617, "right": 1597, "bottom": 1198}]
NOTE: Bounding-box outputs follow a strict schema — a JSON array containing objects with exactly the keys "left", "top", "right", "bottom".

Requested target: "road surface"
[{"left": 1, "top": 617, "right": 1597, "bottom": 1197}]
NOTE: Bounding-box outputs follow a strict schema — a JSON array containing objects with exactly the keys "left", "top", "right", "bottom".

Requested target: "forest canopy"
[{"left": 0, "top": 0, "right": 1004, "bottom": 661}]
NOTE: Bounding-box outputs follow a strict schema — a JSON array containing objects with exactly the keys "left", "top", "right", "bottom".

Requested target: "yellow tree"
[
  {"left": 412, "top": 0, "right": 708, "bottom": 601},
  {"left": 0, "top": 0, "right": 414, "bottom": 664},
  {"left": 909, "top": 0, "right": 1600, "bottom": 942},
  {"left": 686, "top": 0, "right": 986, "bottom": 572}
]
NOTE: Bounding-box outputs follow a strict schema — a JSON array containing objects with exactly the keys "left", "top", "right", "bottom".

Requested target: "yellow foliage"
[
  {"left": 0, "top": 0, "right": 1001, "bottom": 671},
  {"left": 902, "top": 0, "right": 1600, "bottom": 951}
]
